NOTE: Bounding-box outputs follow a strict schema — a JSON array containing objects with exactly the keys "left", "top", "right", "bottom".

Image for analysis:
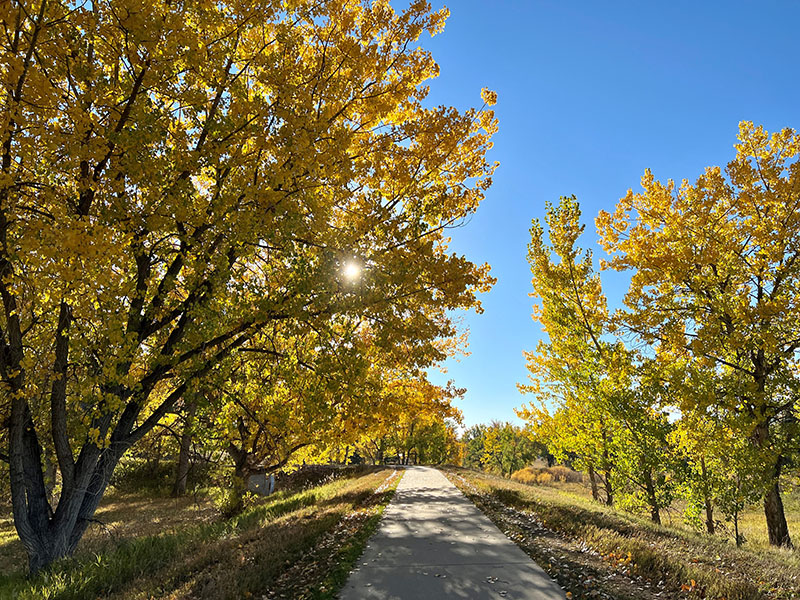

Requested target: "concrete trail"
[{"left": 339, "top": 466, "right": 565, "bottom": 600}]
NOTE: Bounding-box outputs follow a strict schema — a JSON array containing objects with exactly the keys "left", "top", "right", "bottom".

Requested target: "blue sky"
[{"left": 421, "top": 1, "right": 800, "bottom": 427}]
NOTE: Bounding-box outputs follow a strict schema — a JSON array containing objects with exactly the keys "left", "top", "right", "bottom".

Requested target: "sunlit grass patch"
[
  {"left": 0, "top": 467, "right": 398, "bottom": 600},
  {"left": 449, "top": 468, "right": 800, "bottom": 600}
]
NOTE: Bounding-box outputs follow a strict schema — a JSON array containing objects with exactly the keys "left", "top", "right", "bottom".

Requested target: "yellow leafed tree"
[
  {"left": 597, "top": 122, "right": 800, "bottom": 547},
  {"left": 0, "top": 0, "right": 497, "bottom": 570}
]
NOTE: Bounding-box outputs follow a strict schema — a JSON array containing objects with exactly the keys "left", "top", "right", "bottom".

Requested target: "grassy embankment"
[
  {"left": 0, "top": 466, "right": 401, "bottom": 600},
  {"left": 447, "top": 467, "right": 800, "bottom": 600}
]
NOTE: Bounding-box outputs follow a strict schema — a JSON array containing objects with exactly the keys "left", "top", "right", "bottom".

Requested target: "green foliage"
[
  {"left": 109, "top": 459, "right": 177, "bottom": 496},
  {"left": 462, "top": 421, "right": 542, "bottom": 477},
  {"left": 462, "top": 424, "right": 489, "bottom": 470},
  {"left": 518, "top": 196, "right": 680, "bottom": 523},
  {"left": 520, "top": 127, "right": 800, "bottom": 546}
]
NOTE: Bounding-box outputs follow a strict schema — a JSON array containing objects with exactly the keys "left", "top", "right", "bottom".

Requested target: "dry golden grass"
[
  {"left": 0, "top": 467, "right": 400, "bottom": 600},
  {"left": 511, "top": 465, "right": 585, "bottom": 486},
  {"left": 0, "top": 491, "right": 218, "bottom": 575},
  {"left": 508, "top": 468, "right": 800, "bottom": 552},
  {"left": 109, "top": 469, "right": 399, "bottom": 600},
  {"left": 451, "top": 468, "right": 800, "bottom": 600}
]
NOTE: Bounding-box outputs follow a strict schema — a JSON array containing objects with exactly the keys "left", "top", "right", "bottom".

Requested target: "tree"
[
  {"left": 598, "top": 122, "right": 800, "bottom": 547},
  {"left": 414, "top": 418, "right": 463, "bottom": 465},
  {"left": 0, "top": 0, "right": 497, "bottom": 571},
  {"left": 480, "top": 421, "right": 539, "bottom": 477},
  {"left": 172, "top": 398, "right": 196, "bottom": 497},
  {"left": 521, "top": 398, "right": 617, "bottom": 503},
  {"left": 462, "top": 424, "right": 488, "bottom": 470},
  {"left": 607, "top": 368, "right": 679, "bottom": 525},
  {"left": 355, "top": 372, "right": 463, "bottom": 466},
  {"left": 517, "top": 196, "right": 618, "bottom": 502},
  {"left": 670, "top": 402, "right": 763, "bottom": 539},
  {"left": 518, "top": 197, "right": 680, "bottom": 523}
]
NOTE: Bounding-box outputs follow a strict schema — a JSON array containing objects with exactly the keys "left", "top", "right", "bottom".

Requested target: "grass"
[
  {"left": 272, "top": 470, "right": 402, "bottom": 600},
  {"left": 0, "top": 491, "right": 219, "bottom": 576},
  {"left": 512, "top": 466, "right": 800, "bottom": 551},
  {"left": 0, "top": 467, "right": 401, "bottom": 600},
  {"left": 310, "top": 509, "right": 386, "bottom": 600},
  {"left": 447, "top": 468, "right": 800, "bottom": 600}
]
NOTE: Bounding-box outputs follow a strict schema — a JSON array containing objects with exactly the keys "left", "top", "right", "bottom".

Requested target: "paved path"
[{"left": 340, "top": 467, "right": 565, "bottom": 600}]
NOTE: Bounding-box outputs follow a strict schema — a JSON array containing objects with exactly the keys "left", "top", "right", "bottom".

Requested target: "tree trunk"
[
  {"left": 603, "top": 469, "right": 614, "bottom": 506},
  {"left": 764, "top": 479, "right": 792, "bottom": 548},
  {"left": 13, "top": 429, "right": 124, "bottom": 573},
  {"left": 173, "top": 402, "right": 196, "bottom": 497},
  {"left": 150, "top": 436, "right": 162, "bottom": 471},
  {"left": 754, "top": 423, "right": 792, "bottom": 548},
  {"left": 700, "top": 457, "right": 714, "bottom": 534},
  {"left": 226, "top": 446, "right": 252, "bottom": 516},
  {"left": 704, "top": 495, "right": 715, "bottom": 535},
  {"left": 588, "top": 463, "right": 599, "bottom": 502},
  {"left": 601, "top": 431, "right": 614, "bottom": 506},
  {"left": 643, "top": 467, "right": 661, "bottom": 525},
  {"left": 43, "top": 446, "right": 57, "bottom": 503},
  {"left": 732, "top": 473, "right": 743, "bottom": 546}
]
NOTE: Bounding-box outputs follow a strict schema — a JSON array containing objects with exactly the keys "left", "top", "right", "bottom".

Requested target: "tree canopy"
[
  {"left": 521, "top": 124, "right": 800, "bottom": 547},
  {"left": 0, "top": 0, "right": 497, "bottom": 571}
]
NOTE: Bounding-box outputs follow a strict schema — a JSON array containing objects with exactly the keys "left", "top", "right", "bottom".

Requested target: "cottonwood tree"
[
  {"left": 461, "top": 423, "right": 488, "bottom": 470},
  {"left": 209, "top": 315, "right": 461, "bottom": 501},
  {"left": 517, "top": 196, "right": 618, "bottom": 500},
  {"left": 670, "top": 399, "right": 763, "bottom": 539},
  {"left": 480, "top": 421, "right": 539, "bottom": 477},
  {"left": 597, "top": 122, "right": 800, "bottom": 547},
  {"left": 414, "top": 418, "right": 463, "bottom": 465},
  {"left": 0, "top": 0, "right": 497, "bottom": 571},
  {"left": 356, "top": 371, "right": 463, "bottom": 465},
  {"left": 521, "top": 399, "right": 617, "bottom": 503},
  {"left": 608, "top": 370, "right": 679, "bottom": 525},
  {"left": 519, "top": 197, "right": 680, "bottom": 523}
]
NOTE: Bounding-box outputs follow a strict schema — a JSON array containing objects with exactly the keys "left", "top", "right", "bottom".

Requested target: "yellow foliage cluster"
[
  {"left": 520, "top": 122, "right": 800, "bottom": 547},
  {"left": 0, "top": 0, "right": 498, "bottom": 570},
  {"left": 511, "top": 466, "right": 583, "bottom": 486}
]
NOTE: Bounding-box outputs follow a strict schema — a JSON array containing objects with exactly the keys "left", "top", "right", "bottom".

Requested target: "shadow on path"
[{"left": 339, "top": 466, "right": 565, "bottom": 600}]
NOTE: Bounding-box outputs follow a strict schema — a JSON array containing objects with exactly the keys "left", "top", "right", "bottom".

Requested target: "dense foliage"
[
  {"left": 0, "top": 0, "right": 496, "bottom": 571},
  {"left": 519, "top": 124, "right": 800, "bottom": 547},
  {"left": 462, "top": 421, "right": 545, "bottom": 477}
]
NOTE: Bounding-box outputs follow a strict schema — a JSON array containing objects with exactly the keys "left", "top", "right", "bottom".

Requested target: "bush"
[
  {"left": 110, "top": 458, "right": 176, "bottom": 494},
  {"left": 274, "top": 464, "right": 377, "bottom": 493},
  {"left": 549, "top": 466, "right": 584, "bottom": 483},
  {"left": 510, "top": 466, "right": 583, "bottom": 486},
  {"left": 110, "top": 457, "right": 215, "bottom": 495}
]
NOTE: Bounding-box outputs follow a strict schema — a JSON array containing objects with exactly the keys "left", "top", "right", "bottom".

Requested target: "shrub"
[
  {"left": 110, "top": 457, "right": 216, "bottom": 496},
  {"left": 549, "top": 466, "right": 584, "bottom": 483},
  {"left": 110, "top": 458, "right": 176, "bottom": 495},
  {"left": 510, "top": 466, "right": 583, "bottom": 486}
]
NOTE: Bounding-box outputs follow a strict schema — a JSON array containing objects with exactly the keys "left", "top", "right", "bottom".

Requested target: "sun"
[{"left": 343, "top": 262, "right": 361, "bottom": 281}]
